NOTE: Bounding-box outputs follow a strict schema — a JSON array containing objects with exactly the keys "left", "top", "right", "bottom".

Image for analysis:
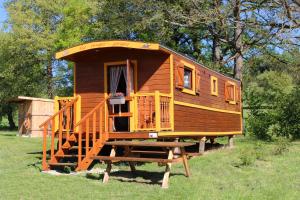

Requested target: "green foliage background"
[
  {"left": 0, "top": 0, "right": 299, "bottom": 139},
  {"left": 244, "top": 53, "right": 300, "bottom": 140}
]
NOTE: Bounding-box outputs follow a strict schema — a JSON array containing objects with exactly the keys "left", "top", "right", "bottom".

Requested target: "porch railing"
[
  {"left": 134, "top": 91, "right": 172, "bottom": 131},
  {"left": 39, "top": 95, "right": 81, "bottom": 170},
  {"left": 54, "top": 96, "right": 81, "bottom": 132}
]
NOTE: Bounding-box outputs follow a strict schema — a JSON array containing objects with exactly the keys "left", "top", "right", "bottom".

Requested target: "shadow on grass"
[
  {"left": 27, "top": 160, "right": 43, "bottom": 171},
  {"left": 87, "top": 169, "right": 185, "bottom": 186},
  {"left": 27, "top": 150, "right": 51, "bottom": 161},
  {"left": 0, "top": 133, "right": 17, "bottom": 137}
]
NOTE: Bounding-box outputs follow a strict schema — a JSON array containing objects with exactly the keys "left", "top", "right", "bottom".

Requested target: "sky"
[{"left": 0, "top": 0, "right": 7, "bottom": 28}]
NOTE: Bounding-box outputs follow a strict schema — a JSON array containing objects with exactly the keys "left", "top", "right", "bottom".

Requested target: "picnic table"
[{"left": 92, "top": 140, "right": 195, "bottom": 188}]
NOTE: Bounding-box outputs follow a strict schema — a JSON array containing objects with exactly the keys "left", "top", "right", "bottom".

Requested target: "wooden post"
[
  {"left": 124, "top": 146, "right": 136, "bottom": 173},
  {"left": 50, "top": 120, "right": 55, "bottom": 161},
  {"left": 180, "top": 147, "right": 190, "bottom": 177},
  {"left": 199, "top": 137, "right": 206, "bottom": 154},
  {"left": 58, "top": 112, "right": 63, "bottom": 152},
  {"left": 66, "top": 106, "right": 70, "bottom": 140},
  {"left": 162, "top": 148, "right": 174, "bottom": 189},
  {"left": 54, "top": 96, "right": 59, "bottom": 132},
  {"left": 228, "top": 135, "right": 234, "bottom": 148},
  {"left": 210, "top": 137, "right": 215, "bottom": 144},
  {"left": 126, "top": 59, "right": 131, "bottom": 96},
  {"left": 86, "top": 118, "right": 90, "bottom": 155},
  {"left": 99, "top": 107, "right": 103, "bottom": 142},
  {"left": 155, "top": 91, "right": 161, "bottom": 131},
  {"left": 173, "top": 138, "right": 180, "bottom": 158},
  {"left": 42, "top": 125, "right": 48, "bottom": 171},
  {"left": 75, "top": 95, "right": 81, "bottom": 132},
  {"left": 129, "top": 162, "right": 136, "bottom": 173},
  {"left": 73, "top": 98, "right": 77, "bottom": 132},
  {"left": 78, "top": 126, "right": 82, "bottom": 164},
  {"left": 103, "top": 146, "right": 116, "bottom": 183},
  {"left": 93, "top": 112, "right": 96, "bottom": 146}
]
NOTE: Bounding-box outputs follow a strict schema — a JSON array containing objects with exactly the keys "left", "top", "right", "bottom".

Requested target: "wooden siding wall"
[
  {"left": 174, "top": 105, "right": 241, "bottom": 132},
  {"left": 173, "top": 55, "right": 242, "bottom": 132},
  {"left": 75, "top": 48, "right": 170, "bottom": 120}
]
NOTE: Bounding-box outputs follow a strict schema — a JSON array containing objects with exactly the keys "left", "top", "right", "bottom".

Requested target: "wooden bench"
[{"left": 92, "top": 140, "right": 195, "bottom": 188}]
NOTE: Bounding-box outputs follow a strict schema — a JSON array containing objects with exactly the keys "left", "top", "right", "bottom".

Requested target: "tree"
[
  {"left": 4, "top": 0, "right": 97, "bottom": 98},
  {"left": 244, "top": 50, "right": 300, "bottom": 140},
  {"left": 1, "top": 0, "right": 97, "bottom": 128},
  {"left": 162, "top": 0, "right": 300, "bottom": 79},
  {"left": 0, "top": 31, "right": 44, "bottom": 129}
]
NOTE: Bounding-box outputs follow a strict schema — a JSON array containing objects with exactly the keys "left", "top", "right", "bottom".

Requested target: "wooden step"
[
  {"left": 69, "top": 146, "right": 88, "bottom": 149},
  {"left": 130, "top": 150, "right": 167, "bottom": 154},
  {"left": 92, "top": 156, "right": 173, "bottom": 163},
  {"left": 105, "top": 141, "right": 195, "bottom": 147},
  {"left": 48, "top": 162, "right": 77, "bottom": 166},
  {"left": 55, "top": 154, "right": 84, "bottom": 158}
]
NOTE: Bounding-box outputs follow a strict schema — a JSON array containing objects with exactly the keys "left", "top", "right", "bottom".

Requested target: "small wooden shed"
[{"left": 12, "top": 96, "right": 54, "bottom": 137}]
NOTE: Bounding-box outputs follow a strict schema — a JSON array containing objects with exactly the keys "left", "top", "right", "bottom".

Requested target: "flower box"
[{"left": 109, "top": 93, "right": 125, "bottom": 105}]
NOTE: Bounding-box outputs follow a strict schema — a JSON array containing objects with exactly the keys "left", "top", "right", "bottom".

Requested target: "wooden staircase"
[{"left": 40, "top": 96, "right": 109, "bottom": 171}]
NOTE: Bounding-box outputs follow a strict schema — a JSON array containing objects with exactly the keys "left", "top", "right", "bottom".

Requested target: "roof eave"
[{"left": 55, "top": 40, "right": 160, "bottom": 60}]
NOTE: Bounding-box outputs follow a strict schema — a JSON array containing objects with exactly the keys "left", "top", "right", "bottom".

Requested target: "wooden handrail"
[
  {"left": 39, "top": 96, "right": 80, "bottom": 128},
  {"left": 74, "top": 95, "right": 110, "bottom": 169},
  {"left": 41, "top": 95, "right": 80, "bottom": 171}
]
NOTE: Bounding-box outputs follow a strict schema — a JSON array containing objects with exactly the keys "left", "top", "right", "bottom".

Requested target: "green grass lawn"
[{"left": 0, "top": 131, "right": 299, "bottom": 200}]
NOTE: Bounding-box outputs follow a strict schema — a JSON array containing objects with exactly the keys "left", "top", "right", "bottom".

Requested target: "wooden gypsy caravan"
[{"left": 40, "top": 40, "right": 242, "bottom": 188}]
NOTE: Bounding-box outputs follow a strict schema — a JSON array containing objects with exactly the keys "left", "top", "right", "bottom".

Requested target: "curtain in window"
[
  {"left": 121, "top": 67, "right": 128, "bottom": 95},
  {"left": 110, "top": 66, "right": 123, "bottom": 95},
  {"left": 121, "top": 66, "right": 134, "bottom": 95},
  {"left": 110, "top": 65, "right": 134, "bottom": 96}
]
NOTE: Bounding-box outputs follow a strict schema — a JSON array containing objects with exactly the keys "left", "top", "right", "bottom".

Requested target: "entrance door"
[{"left": 107, "top": 60, "right": 134, "bottom": 132}]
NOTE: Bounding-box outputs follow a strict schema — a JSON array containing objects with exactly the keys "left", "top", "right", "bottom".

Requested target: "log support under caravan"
[
  {"left": 228, "top": 136, "right": 234, "bottom": 148},
  {"left": 103, "top": 146, "right": 116, "bottom": 184},
  {"left": 199, "top": 137, "right": 206, "bottom": 154}
]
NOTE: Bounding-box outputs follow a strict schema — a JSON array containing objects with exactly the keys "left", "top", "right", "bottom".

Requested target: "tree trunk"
[
  {"left": 212, "top": 34, "right": 222, "bottom": 65},
  {"left": 212, "top": 0, "right": 223, "bottom": 66},
  {"left": 47, "top": 60, "right": 53, "bottom": 99},
  {"left": 6, "top": 105, "right": 16, "bottom": 130},
  {"left": 192, "top": 36, "right": 201, "bottom": 61},
  {"left": 233, "top": 0, "right": 243, "bottom": 80}
]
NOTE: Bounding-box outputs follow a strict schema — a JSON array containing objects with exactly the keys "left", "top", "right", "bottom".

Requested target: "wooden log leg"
[
  {"left": 180, "top": 147, "right": 190, "bottom": 177},
  {"left": 228, "top": 136, "right": 234, "bottom": 148},
  {"left": 129, "top": 162, "right": 136, "bottom": 173},
  {"left": 162, "top": 148, "right": 174, "bottom": 189},
  {"left": 158, "top": 148, "right": 167, "bottom": 167},
  {"left": 102, "top": 162, "right": 112, "bottom": 184},
  {"left": 199, "top": 137, "right": 206, "bottom": 154},
  {"left": 103, "top": 146, "right": 116, "bottom": 183},
  {"left": 124, "top": 146, "right": 136, "bottom": 173},
  {"left": 173, "top": 138, "right": 180, "bottom": 158}
]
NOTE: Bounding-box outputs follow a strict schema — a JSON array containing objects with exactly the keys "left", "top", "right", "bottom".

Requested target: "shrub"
[
  {"left": 244, "top": 71, "right": 298, "bottom": 140},
  {"left": 273, "top": 137, "right": 289, "bottom": 155},
  {"left": 239, "top": 148, "right": 256, "bottom": 166},
  {"left": 254, "top": 142, "right": 266, "bottom": 160},
  {"left": 246, "top": 111, "right": 274, "bottom": 141},
  {"left": 276, "top": 87, "right": 300, "bottom": 139}
]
